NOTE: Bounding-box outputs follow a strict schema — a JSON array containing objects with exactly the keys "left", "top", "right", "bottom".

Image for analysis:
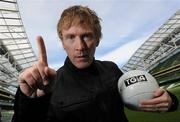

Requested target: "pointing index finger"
[{"left": 37, "top": 36, "right": 48, "bottom": 66}]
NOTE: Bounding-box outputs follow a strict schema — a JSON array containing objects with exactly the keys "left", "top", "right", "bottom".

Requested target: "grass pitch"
[{"left": 125, "top": 85, "right": 180, "bottom": 122}]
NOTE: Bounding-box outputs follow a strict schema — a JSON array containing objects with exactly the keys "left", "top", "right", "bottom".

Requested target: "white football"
[{"left": 118, "top": 70, "right": 159, "bottom": 110}]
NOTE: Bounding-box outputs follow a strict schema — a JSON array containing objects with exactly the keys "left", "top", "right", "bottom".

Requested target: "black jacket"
[{"left": 12, "top": 58, "right": 128, "bottom": 122}]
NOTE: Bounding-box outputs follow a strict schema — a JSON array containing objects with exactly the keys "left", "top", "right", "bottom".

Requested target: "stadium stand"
[
  {"left": 122, "top": 10, "right": 180, "bottom": 72},
  {"left": 150, "top": 52, "right": 180, "bottom": 86},
  {"left": 122, "top": 9, "right": 180, "bottom": 86},
  {"left": 0, "top": 0, "right": 37, "bottom": 111}
]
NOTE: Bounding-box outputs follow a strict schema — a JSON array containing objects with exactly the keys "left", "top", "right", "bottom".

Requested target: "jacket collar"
[{"left": 64, "top": 57, "right": 98, "bottom": 75}]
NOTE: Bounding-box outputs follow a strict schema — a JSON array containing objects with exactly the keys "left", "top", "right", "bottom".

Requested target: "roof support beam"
[{"left": 0, "top": 0, "right": 17, "bottom": 4}]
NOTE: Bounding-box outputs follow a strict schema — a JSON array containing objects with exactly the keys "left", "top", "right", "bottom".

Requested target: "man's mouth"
[{"left": 76, "top": 55, "right": 88, "bottom": 61}]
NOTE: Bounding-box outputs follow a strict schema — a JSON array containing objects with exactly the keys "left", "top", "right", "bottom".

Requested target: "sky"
[{"left": 17, "top": 0, "right": 180, "bottom": 70}]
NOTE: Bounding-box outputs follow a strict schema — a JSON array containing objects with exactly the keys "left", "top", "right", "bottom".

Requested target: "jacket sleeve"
[
  {"left": 167, "top": 91, "right": 179, "bottom": 112},
  {"left": 12, "top": 88, "right": 51, "bottom": 122}
]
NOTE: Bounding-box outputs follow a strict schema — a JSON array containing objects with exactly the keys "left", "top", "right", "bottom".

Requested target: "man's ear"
[{"left": 96, "top": 40, "right": 100, "bottom": 47}]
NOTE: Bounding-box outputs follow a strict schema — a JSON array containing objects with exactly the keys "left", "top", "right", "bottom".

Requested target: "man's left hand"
[{"left": 139, "top": 88, "right": 172, "bottom": 112}]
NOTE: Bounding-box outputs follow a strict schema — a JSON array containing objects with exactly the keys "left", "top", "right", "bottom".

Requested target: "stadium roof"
[
  {"left": 0, "top": 0, "right": 37, "bottom": 95},
  {"left": 122, "top": 9, "right": 180, "bottom": 72}
]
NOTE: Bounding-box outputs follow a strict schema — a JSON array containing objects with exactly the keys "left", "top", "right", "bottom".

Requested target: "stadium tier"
[
  {"left": 150, "top": 51, "right": 180, "bottom": 86},
  {"left": 122, "top": 9, "right": 180, "bottom": 86},
  {"left": 122, "top": 9, "right": 180, "bottom": 72},
  {"left": 0, "top": 0, "right": 37, "bottom": 108}
]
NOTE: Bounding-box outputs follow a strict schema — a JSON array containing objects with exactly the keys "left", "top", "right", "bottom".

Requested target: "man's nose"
[{"left": 75, "top": 37, "right": 86, "bottom": 51}]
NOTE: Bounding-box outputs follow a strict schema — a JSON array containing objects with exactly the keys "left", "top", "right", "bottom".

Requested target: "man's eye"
[
  {"left": 83, "top": 34, "right": 94, "bottom": 41},
  {"left": 83, "top": 36, "right": 90, "bottom": 41},
  {"left": 65, "top": 35, "right": 75, "bottom": 42},
  {"left": 67, "top": 35, "right": 74, "bottom": 39}
]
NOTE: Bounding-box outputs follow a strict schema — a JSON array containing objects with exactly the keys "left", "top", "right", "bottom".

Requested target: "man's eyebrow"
[
  {"left": 83, "top": 32, "right": 95, "bottom": 36},
  {"left": 63, "top": 31, "right": 94, "bottom": 37},
  {"left": 64, "top": 34, "right": 74, "bottom": 38}
]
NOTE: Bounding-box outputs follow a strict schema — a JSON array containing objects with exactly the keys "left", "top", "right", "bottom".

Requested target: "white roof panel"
[
  {"left": 122, "top": 9, "right": 180, "bottom": 72},
  {"left": 0, "top": 0, "right": 37, "bottom": 95}
]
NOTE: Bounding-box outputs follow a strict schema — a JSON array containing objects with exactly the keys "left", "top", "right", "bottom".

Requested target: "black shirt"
[{"left": 12, "top": 57, "right": 128, "bottom": 122}]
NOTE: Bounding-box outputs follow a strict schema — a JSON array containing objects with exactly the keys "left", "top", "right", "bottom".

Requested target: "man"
[{"left": 12, "top": 5, "right": 178, "bottom": 122}]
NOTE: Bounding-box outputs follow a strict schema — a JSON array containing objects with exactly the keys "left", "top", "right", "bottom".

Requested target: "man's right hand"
[{"left": 18, "top": 36, "right": 57, "bottom": 98}]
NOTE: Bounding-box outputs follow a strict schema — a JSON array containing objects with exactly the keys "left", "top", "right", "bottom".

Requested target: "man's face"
[{"left": 61, "top": 25, "right": 99, "bottom": 69}]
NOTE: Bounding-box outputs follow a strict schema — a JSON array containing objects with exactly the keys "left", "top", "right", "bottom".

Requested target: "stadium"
[{"left": 0, "top": 0, "right": 179, "bottom": 122}]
